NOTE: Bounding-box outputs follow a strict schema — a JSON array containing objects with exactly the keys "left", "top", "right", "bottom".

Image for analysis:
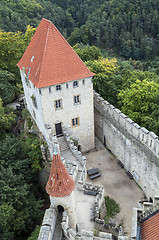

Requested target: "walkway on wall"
[{"left": 59, "top": 140, "right": 95, "bottom": 234}]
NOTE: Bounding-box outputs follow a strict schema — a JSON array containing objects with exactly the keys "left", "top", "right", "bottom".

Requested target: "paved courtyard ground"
[{"left": 85, "top": 138, "right": 145, "bottom": 238}]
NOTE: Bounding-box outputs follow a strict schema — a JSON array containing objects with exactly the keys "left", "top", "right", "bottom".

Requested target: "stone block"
[{"left": 99, "top": 231, "right": 112, "bottom": 239}]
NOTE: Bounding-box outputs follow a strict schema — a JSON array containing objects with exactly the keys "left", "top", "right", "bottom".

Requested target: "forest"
[{"left": 0, "top": 0, "right": 159, "bottom": 239}]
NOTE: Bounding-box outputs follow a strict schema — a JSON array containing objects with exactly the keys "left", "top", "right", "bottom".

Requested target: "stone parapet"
[
  {"left": 38, "top": 207, "right": 57, "bottom": 240},
  {"left": 94, "top": 91, "right": 159, "bottom": 198},
  {"left": 94, "top": 91, "right": 159, "bottom": 159}
]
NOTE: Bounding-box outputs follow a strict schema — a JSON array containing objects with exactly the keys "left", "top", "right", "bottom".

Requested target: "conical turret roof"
[
  {"left": 17, "top": 18, "right": 94, "bottom": 88},
  {"left": 46, "top": 151, "right": 75, "bottom": 198}
]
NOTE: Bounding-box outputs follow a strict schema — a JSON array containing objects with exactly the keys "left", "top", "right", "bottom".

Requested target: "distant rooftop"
[{"left": 17, "top": 18, "right": 94, "bottom": 88}]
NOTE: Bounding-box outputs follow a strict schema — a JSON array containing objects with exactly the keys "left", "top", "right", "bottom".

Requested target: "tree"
[
  {"left": 0, "top": 135, "right": 44, "bottom": 240},
  {"left": 0, "top": 69, "right": 16, "bottom": 104},
  {"left": 86, "top": 58, "right": 119, "bottom": 105},
  {"left": 73, "top": 44, "right": 102, "bottom": 62},
  {"left": 0, "top": 98, "right": 15, "bottom": 138},
  {"left": 118, "top": 79, "right": 159, "bottom": 135}
]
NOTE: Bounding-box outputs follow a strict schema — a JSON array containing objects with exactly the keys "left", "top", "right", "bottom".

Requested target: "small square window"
[
  {"left": 55, "top": 99, "right": 62, "bottom": 110},
  {"left": 73, "top": 81, "right": 78, "bottom": 88},
  {"left": 74, "top": 95, "right": 81, "bottom": 105},
  {"left": 56, "top": 85, "right": 61, "bottom": 91},
  {"left": 72, "top": 117, "right": 79, "bottom": 127}
]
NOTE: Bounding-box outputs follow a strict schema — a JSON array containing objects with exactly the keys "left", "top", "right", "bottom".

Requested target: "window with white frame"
[
  {"left": 73, "top": 81, "right": 78, "bottom": 88},
  {"left": 55, "top": 99, "right": 62, "bottom": 110},
  {"left": 72, "top": 117, "right": 79, "bottom": 127},
  {"left": 74, "top": 95, "right": 81, "bottom": 105},
  {"left": 56, "top": 85, "right": 61, "bottom": 91}
]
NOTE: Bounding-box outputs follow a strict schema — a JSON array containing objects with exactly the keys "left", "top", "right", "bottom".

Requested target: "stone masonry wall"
[
  {"left": 40, "top": 77, "right": 95, "bottom": 152},
  {"left": 94, "top": 91, "right": 159, "bottom": 199}
]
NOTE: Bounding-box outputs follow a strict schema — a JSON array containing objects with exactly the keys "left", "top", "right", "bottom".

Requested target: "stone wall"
[
  {"left": 94, "top": 92, "right": 159, "bottom": 199},
  {"left": 40, "top": 77, "right": 95, "bottom": 152}
]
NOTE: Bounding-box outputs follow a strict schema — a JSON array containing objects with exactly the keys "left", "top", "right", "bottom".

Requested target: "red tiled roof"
[
  {"left": 17, "top": 18, "right": 94, "bottom": 88},
  {"left": 46, "top": 153, "right": 75, "bottom": 197},
  {"left": 141, "top": 212, "right": 159, "bottom": 240}
]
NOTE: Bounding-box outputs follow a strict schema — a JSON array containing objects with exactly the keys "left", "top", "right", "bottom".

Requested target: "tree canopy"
[{"left": 118, "top": 79, "right": 159, "bottom": 135}]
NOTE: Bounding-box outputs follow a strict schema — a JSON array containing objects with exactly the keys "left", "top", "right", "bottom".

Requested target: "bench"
[
  {"left": 87, "top": 168, "right": 100, "bottom": 176},
  {"left": 126, "top": 171, "right": 133, "bottom": 180},
  {"left": 90, "top": 173, "right": 101, "bottom": 180},
  {"left": 84, "top": 190, "right": 97, "bottom": 196},
  {"left": 117, "top": 160, "right": 124, "bottom": 168}
]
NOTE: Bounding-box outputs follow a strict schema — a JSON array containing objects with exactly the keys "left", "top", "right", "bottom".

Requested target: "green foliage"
[
  {"left": 0, "top": 69, "right": 16, "bottom": 104},
  {"left": 73, "top": 44, "right": 102, "bottom": 62},
  {"left": 118, "top": 79, "right": 159, "bottom": 135},
  {"left": 0, "top": 98, "right": 15, "bottom": 138},
  {"left": 0, "top": 203, "right": 15, "bottom": 240},
  {"left": 86, "top": 58, "right": 119, "bottom": 106},
  {"left": 104, "top": 196, "right": 120, "bottom": 223},
  {"left": 22, "top": 108, "right": 33, "bottom": 130},
  {"left": 0, "top": 135, "right": 43, "bottom": 240},
  {"left": 69, "top": 0, "right": 159, "bottom": 60},
  {"left": 27, "top": 225, "right": 41, "bottom": 240},
  {"left": 22, "top": 132, "right": 43, "bottom": 172},
  {"left": 0, "top": 0, "right": 158, "bottom": 61}
]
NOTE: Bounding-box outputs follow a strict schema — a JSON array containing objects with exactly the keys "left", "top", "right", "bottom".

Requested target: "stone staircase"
[{"left": 58, "top": 136, "right": 69, "bottom": 152}]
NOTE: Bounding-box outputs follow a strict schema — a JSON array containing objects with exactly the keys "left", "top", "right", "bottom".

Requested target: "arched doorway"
[{"left": 57, "top": 205, "right": 64, "bottom": 214}]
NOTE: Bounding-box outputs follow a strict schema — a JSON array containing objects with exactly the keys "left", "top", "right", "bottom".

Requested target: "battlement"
[
  {"left": 94, "top": 91, "right": 159, "bottom": 160},
  {"left": 94, "top": 91, "right": 159, "bottom": 198}
]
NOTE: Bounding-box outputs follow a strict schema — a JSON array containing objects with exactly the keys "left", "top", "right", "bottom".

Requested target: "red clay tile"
[
  {"left": 17, "top": 18, "right": 94, "bottom": 88},
  {"left": 46, "top": 153, "right": 75, "bottom": 197},
  {"left": 141, "top": 212, "right": 159, "bottom": 240}
]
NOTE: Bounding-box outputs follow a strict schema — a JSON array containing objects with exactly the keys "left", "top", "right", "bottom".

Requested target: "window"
[
  {"left": 72, "top": 117, "right": 79, "bottom": 127},
  {"left": 39, "top": 89, "right": 42, "bottom": 95},
  {"left": 73, "top": 81, "right": 78, "bottom": 88},
  {"left": 55, "top": 99, "right": 62, "bottom": 110},
  {"left": 66, "top": 83, "right": 68, "bottom": 88},
  {"left": 49, "top": 86, "right": 52, "bottom": 93},
  {"left": 74, "top": 95, "right": 81, "bottom": 105},
  {"left": 83, "top": 79, "right": 85, "bottom": 85},
  {"left": 25, "top": 76, "right": 31, "bottom": 88},
  {"left": 56, "top": 85, "right": 61, "bottom": 91}
]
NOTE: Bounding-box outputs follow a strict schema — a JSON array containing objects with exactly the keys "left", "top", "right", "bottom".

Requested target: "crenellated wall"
[{"left": 94, "top": 91, "right": 159, "bottom": 199}]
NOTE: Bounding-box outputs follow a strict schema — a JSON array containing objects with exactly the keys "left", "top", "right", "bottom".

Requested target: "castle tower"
[
  {"left": 17, "top": 18, "right": 95, "bottom": 152},
  {"left": 46, "top": 145, "right": 76, "bottom": 229}
]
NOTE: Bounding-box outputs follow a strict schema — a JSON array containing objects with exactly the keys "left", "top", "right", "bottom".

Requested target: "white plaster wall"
[
  {"left": 50, "top": 191, "right": 76, "bottom": 230},
  {"left": 40, "top": 77, "right": 94, "bottom": 152},
  {"left": 20, "top": 70, "right": 48, "bottom": 139},
  {"left": 94, "top": 92, "right": 159, "bottom": 199}
]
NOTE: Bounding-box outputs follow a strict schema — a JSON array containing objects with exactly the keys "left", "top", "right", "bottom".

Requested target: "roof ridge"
[{"left": 37, "top": 21, "right": 51, "bottom": 88}]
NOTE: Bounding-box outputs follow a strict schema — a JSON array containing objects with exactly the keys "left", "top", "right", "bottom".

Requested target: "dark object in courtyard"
[
  {"left": 126, "top": 171, "right": 133, "bottom": 180},
  {"left": 84, "top": 190, "right": 97, "bottom": 196},
  {"left": 87, "top": 167, "right": 101, "bottom": 179},
  {"left": 117, "top": 160, "right": 124, "bottom": 168}
]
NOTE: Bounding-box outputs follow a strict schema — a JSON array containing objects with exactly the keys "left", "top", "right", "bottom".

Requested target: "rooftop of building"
[
  {"left": 140, "top": 210, "right": 159, "bottom": 240},
  {"left": 46, "top": 147, "right": 75, "bottom": 198},
  {"left": 17, "top": 18, "right": 94, "bottom": 88}
]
